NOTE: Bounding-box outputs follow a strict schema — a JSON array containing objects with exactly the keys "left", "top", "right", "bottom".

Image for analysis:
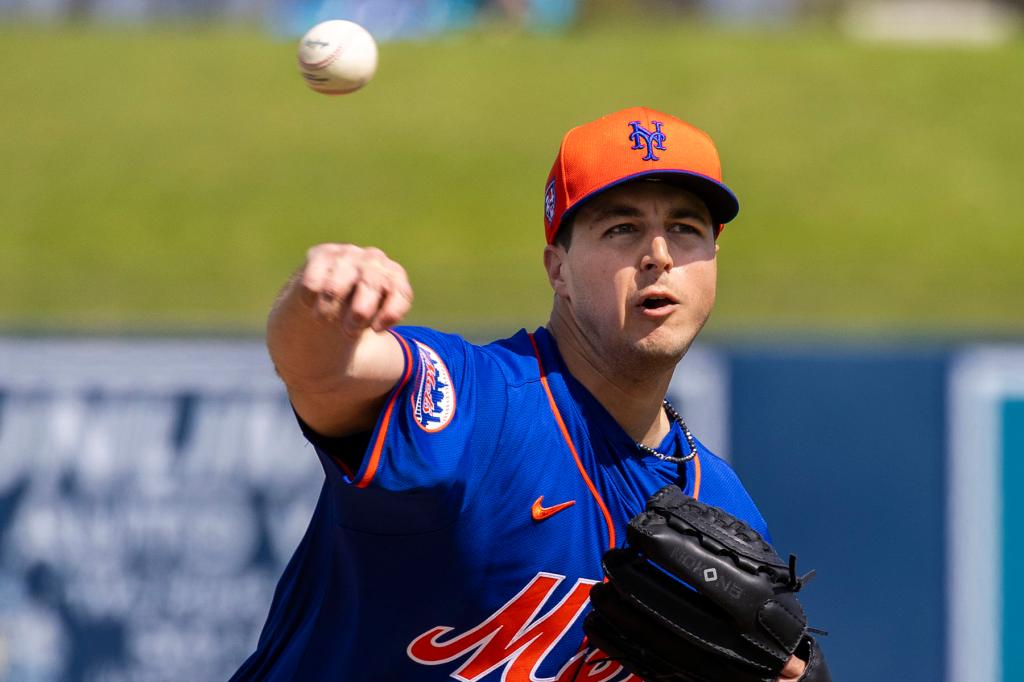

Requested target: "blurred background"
[{"left": 1, "top": 0, "right": 1022, "bottom": 679}]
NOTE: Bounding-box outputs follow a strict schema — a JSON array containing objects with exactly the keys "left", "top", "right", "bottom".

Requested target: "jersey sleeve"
[{"left": 297, "top": 326, "right": 506, "bottom": 533}]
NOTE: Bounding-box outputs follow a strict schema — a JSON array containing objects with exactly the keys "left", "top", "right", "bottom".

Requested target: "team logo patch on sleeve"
[{"left": 411, "top": 341, "right": 455, "bottom": 432}]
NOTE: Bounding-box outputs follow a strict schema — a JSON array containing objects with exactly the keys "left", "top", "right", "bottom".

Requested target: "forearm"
[
  {"left": 266, "top": 244, "right": 413, "bottom": 436},
  {"left": 266, "top": 270, "right": 359, "bottom": 395}
]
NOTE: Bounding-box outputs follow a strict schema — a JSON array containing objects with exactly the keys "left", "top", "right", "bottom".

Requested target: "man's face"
[{"left": 545, "top": 179, "right": 719, "bottom": 368}]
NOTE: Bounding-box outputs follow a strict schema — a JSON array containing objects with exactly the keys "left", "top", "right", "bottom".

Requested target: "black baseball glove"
[{"left": 584, "top": 485, "right": 830, "bottom": 682}]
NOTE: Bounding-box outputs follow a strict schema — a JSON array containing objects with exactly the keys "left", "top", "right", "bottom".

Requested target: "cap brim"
[
  {"left": 640, "top": 170, "right": 739, "bottom": 225},
  {"left": 564, "top": 169, "right": 740, "bottom": 230}
]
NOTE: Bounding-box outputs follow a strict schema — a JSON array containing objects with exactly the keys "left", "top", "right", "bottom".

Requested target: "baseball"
[{"left": 297, "top": 20, "right": 378, "bottom": 95}]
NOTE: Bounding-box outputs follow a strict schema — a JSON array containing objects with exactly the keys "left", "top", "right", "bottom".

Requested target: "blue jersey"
[{"left": 233, "top": 326, "right": 768, "bottom": 681}]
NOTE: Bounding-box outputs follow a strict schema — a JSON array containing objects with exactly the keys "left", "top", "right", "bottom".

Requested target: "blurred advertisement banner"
[{"left": 0, "top": 340, "right": 324, "bottom": 682}]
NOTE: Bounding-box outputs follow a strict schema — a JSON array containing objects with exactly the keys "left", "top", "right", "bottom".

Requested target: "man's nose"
[{"left": 641, "top": 235, "right": 673, "bottom": 272}]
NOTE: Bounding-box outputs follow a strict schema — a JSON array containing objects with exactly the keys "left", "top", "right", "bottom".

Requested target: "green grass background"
[{"left": 1, "top": 22, "right": 1022, "bottom": 335}]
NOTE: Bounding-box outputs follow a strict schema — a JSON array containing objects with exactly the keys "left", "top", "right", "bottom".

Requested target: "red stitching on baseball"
[{"left": 298, "top": 44, "right": 347, "bottom": 71}]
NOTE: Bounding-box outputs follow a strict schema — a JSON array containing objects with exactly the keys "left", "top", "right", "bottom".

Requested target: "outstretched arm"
[{"left": 267, "top": 243, "right": 413, "bottom": 438}]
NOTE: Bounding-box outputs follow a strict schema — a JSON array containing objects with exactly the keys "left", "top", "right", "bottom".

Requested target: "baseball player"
[{"left": 232, "top": 107, "right": 814, "bottom": 681}]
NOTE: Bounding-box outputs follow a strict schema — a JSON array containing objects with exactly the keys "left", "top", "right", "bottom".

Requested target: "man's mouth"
[
  {"left": 641, "top": 297, "right": 673, "bottom": 310},
  {"left": 637, "top": 291, "right": 679, "bottom": 317}
]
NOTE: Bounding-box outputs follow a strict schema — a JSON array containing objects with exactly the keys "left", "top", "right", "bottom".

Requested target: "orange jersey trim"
[
  {"left": 331, "top": 453, "right": 355, "bottom": 480},
  {"left": 528, "top": 333, "right": 616, "bottom": 551},
  {"left": 692, "top": 448, "right": 702, "bottom": 500},
  {"left": 354, "top": 332, "right": 414, "bottom": 489}
]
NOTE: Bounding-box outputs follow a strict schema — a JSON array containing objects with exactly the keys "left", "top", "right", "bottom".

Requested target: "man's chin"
[
  {"left": 636, "top": 340, "right": 689, "bottom": 364},
  {"left": 628, "top": 327, "right": 693, "bottom": 365}
]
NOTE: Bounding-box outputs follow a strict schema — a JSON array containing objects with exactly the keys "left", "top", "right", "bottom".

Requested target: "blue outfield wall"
[
  {"left": 0, "top": 337, "right": 1019, "bottom": 681},
  {"left": 729, "top": 347, "right": 949, "bottom": 682}
]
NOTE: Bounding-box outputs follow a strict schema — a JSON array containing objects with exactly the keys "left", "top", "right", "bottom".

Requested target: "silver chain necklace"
[{"left": 634, "top": 399, "right": 697, "bottom": 464}]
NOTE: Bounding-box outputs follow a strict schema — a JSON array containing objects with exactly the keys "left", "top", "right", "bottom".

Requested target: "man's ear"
[{"left": 543, "top": 245, "right": 569, "bottom": 298}]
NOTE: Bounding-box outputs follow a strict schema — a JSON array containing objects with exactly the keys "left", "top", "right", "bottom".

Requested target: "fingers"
[
  {"left": 298, "top": 243, "right": 413, "bottom": 336},
  {"left": 370, "top": 284, "right": 412, "bottom": 331},
  {"left": 344, "top": 279, "right": 382, "bottom": 335}
]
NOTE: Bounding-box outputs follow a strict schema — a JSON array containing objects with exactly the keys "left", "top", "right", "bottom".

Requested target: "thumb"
[{"left": 778, "top": 654, "right": 807, "bottom": 681}]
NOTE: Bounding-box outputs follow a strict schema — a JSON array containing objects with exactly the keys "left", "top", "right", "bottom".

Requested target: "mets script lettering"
[
  {"left": 422, "top": 359, "right": 440, "bottom": 417},
  {"left": 407, "top": 572, "right": 641, "bottom": 681},
  {"left": 627, "top": 120, "right": 667, "bottom": 161}
]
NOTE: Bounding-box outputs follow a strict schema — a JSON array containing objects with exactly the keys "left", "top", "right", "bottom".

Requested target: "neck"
[{"left": 546, "top": 307, "right": 676, "bottom": 447}]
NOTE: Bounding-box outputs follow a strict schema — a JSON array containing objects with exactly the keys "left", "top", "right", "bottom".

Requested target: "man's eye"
[
  {"left": 671, "top": 223, "right": 703, "bottom": 236},
  {"left": 605, "top": 224, "right": 636, "bottom": 236}
]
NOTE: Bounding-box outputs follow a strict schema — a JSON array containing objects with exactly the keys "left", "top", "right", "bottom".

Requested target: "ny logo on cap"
[{"left": 628, "top": 120, "right": 667, "bottom": 161}]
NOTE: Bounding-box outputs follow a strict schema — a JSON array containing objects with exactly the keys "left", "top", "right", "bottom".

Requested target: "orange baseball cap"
[{"left": 543, "top": 106, "right": 739, "bottom": 244}]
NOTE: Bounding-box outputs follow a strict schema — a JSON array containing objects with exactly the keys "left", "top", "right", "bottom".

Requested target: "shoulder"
[
  {"left": 393, "top": 326, "right": 543, "bottom": 386},
  {"left": 390, "top": 326, "right": 473, "bottom": 362},
  {"left": 479, "top": 328, "right": 547, "bottom": 386},
  {"left": 695, "top": 442, "right": 771, "bottom": 541},
  {"left": 380, "top": 326, "right": 547, "bottom": 439}
]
